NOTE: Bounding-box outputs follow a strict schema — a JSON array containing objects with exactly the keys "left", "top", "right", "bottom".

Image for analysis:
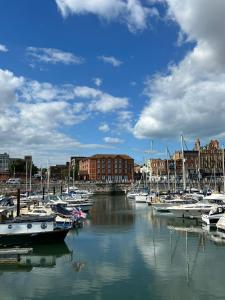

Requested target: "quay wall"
[{"left": 0, "top": 178, "right": 223, "bottom": 195}]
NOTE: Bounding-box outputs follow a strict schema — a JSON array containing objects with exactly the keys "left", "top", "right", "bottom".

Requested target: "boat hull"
[{"left": 0, "top": 228, "right": 69, "bottom": 247}]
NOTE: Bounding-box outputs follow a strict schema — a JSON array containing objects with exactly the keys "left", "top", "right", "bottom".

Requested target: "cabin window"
[
  {"left": 8, "top": 224, "right": 12, "bottom": 229},
  {"left": 41, "top": 222, "right": 47, "bottom": 229},
  {"left": 27, "top": 223, "right": 32, "bottom": 229}
]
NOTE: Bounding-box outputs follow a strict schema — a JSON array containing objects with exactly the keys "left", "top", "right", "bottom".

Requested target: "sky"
[{"left": 0, "top": 0, "right": 225, "bottom": 167}]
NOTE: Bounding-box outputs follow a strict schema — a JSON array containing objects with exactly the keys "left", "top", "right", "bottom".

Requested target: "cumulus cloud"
[
  {"left": 98, "top": 55, "right": 123, "bottom": 67},
  {"left": 99, "top": 123, "right": 110, "bottom": 132},
  {"left": 26, "top": 47, "right": 85, "bottom": 65},
  {"left": 93, "top": 77, "right": 102, "bottom": 87},
  {"left": 21, "top": 80, "right": 75, "bottom": 102},
  {"left": 134, "top": 0, "right": 225, "bottom": 139},
  {"left": 0, "top": 68, "right": 128, "bottom": 164},
  {"left": 0, "top": 69, "right": 24, "bottom": 110},
  {"left": 104, "top": 136, "right": 124, "bottom": 144},
  {"left": 55, "top": 0, "right": 158, "bottom": 32},
  {"left": 74, "top": 86, "right": 129, "bottom": 113},
  {"left": 0, "top": 44, "right": 8, "bottom": 52}
]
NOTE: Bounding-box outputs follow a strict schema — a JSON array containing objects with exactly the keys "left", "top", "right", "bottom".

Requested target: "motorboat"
[
  {"left": 0, "top": 211, "right": 69, "bottom": 247},
  {"left": 135, "top": 192, "right": 155, "bottom": 204},
  {"left": 168, "top": 197, "right": 225, "bottom": 219},
  {"left": 202, "top": 206, "right": 225, "bottom": 226},
  {"left": 216, "top": 214, "right": 225, "bottom": 232},
  {"left": 126, "top": 191, "right": 140, "bottom": 199},
  {"left": 152, "top": 198, "right": 198, "bottom": 213},
  {"left": 44, "top": 194, "right": 93, "bottom": 213}
]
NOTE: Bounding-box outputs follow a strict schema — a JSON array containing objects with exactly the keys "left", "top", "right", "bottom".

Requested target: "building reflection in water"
[{"left": 90, "top": 195, "right": 135, "bottom": 228}]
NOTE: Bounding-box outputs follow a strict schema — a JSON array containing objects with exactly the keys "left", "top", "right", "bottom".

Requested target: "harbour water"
[{"left": 1, "top": 195, "right": 225, "bottom": 300}]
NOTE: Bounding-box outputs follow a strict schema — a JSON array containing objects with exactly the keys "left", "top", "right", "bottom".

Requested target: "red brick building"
[{"left": 79, "top": 154, "right": 134, "bottom": 182}]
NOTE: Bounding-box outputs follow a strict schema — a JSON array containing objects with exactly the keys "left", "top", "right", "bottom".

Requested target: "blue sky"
[{"left": 0, "top": 0, "right": 225, "bottom": 166}]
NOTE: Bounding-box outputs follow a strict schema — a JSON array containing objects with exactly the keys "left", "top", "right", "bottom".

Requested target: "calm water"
[{"left": 1, "top": 195, "right": 225, "bottom": 300}]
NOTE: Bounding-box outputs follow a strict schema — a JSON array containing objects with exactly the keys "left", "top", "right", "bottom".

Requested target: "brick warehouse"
[{"left": 79, "top": 154, "right": 134, "bottom": 182}]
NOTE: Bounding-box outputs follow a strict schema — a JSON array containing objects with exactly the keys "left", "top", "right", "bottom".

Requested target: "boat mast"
[
  {"left": 174, "top": 158, "right": 177, "bottom": 193},
  {"left": 25, "top": 160, "right": 28, "bottom": 197},
  {"left": 29, "top": 159, "right": 32, "bottom": 192},
  {"left": 181, "top": 135, "right": 186, "bottom": 191},
  {"left": 166, "top": 147, "right": 170, "bottom": 192},
  {"left": 198, "top": 147, "right": 201, "bottom": 191},
  {"left": 149, "top": 140, "right": 153, "bottom": 194}
]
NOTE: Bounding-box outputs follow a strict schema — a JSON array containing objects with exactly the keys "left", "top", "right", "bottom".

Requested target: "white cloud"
[
  {"left": 0, "top": 44, "right": 8, "bottom": 52},
  {"left": 0, "top": 69, "right": 128, "bottom": 165},
  {"left": 55, "top": 0, "right": 157, "bottom": 32},
  {"left": 74, "top": 86, "right": 129, "bottom": 113},
  {"left": 99, "top": 123, "right": 110, "bottom": 132},
  {"left": 98, "top": 55, "right": 123, "bottom": 67},
  {"left": 93, "top": 77, "right": 102, "bottom": 87},
  {"left": 104, "top": 136, "right": 124, "bottom": 144},
  {"left": 0, "top": 69, "right": 24, "bottom": 110},
  {"left": 26, "top": 47, "right": 85, "bottom": 65},
  {"left": 21, "top": 80, "right": 75, "bottom": 102},
  {"left": 134, "top": 0, "right": 225, "bottom": 139},
  {"left": 117, "top": 111, "right": 133, "bottom": 132}
]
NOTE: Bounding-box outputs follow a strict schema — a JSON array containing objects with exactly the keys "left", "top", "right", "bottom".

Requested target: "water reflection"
[
  {"left": 90, "top": 195, "right": 135, "bottom": 228},
  {"left": 0, "top": 242, "right": 72, "bottom": 274},
  {"left": 1, "top": 197, "right": 225, "bottom": 299}
]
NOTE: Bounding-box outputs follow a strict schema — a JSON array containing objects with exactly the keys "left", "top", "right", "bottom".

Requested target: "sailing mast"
[
  {"left": 25, "top": 160, "right": 28, "bottom": 197},
  {"left": 181, "top": 135, "right": 186, "bottom": 191},
  {"left": 166, "top": 147, "right": 170, "bottom": 192},
  {"left": 198, "top": 146, "right": 201, "bottom": 191},
  {"left": 174, "top": 158, "right": 177, "bottom": 193},
  {"left": 29, "top": 159, "right": 32, "bottom": 192}
]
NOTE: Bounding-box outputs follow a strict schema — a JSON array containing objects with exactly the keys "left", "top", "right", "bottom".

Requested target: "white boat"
[
  {"left": 126, "top": 191, "right": 140, "bottom": 199},
  {"left": 45, "top": 194, "right": 93, "bottom": 213},
  {"left": 168, "top": 197, "right": 225, "bottom": 219},
  {"left": 0, "top": 211, "right": 69, "bottom": 247},
  {"left": 152, "top": 198, "right": 198, "bottom": 213},
  {"left": 135, "top": 192, "right": 149, "bottom": 203},
  {"left": 201, "top": 206, "right": 225, "bottom": 226},
  {"left": 216, "top": 214, "right": 225, "bottom": 232}
]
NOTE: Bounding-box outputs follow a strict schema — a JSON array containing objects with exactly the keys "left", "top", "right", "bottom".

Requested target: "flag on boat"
[{"left": 72, "top": 207, "right": 87, "bottom": 219}]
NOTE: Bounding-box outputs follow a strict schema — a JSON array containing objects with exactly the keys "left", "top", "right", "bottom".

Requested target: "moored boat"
[
  {"left": 202, "top": 206, "right": 225, "bottom": 226},
  {"left": 0, "top": 211, "right": 69, "bottom": 247}
]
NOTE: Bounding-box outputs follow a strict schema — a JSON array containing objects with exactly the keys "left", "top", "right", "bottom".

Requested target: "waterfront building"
[
  {"left": 49, "top": 164, "right": 69, "bottom": 181},
  {"left": 70, "top": 156, "right": 87, "bottom": 180},
  {"left": 148, "top": 139, "right": 224, "bottom": 181},
  {"left": 134, "top": 163, "right": 142, "bottom": 181},
  {"left": 0, "top": 153, "right": 10, "bottom": 173},
  {"left": 79, "top": 154, "right": 134, "bottom": 182}
]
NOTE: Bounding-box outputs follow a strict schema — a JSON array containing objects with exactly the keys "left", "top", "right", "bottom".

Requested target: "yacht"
[
  {"left": 168, "top": 196, "right": 225, "bottom": 219},
  {"left": 216, "top": 214, "right": 225, "bottom": 232},
  {"left": 152, "top": 198, "right": 198, "bottom": 213},
  {"left": 135, "top": 192, "right": 155, "bottom": 204},
  {"left": 201, "top": 206, "right": 225, "bottom": 226}
]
